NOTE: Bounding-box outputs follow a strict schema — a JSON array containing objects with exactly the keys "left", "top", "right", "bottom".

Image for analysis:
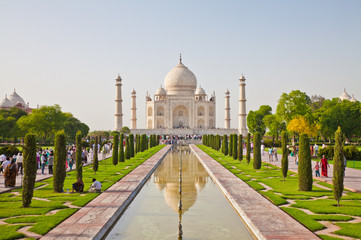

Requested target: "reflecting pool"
[{"left": 105, "top": 146, "right": 254, "bottom": 240}]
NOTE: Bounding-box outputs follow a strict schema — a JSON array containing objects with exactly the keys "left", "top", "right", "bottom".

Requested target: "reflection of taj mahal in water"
[
  {"left": 114, "top": 55, "right": 248, "bottom": 136},
  {"left": 153, "top": 147, "right": 209, "bottom": 213}
]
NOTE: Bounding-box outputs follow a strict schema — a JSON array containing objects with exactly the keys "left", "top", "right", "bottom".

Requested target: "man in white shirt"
[
  {"left": 16, "top": 153, "right": 23, "bottom": 174},
  {"left": 89, "top": 178, "right": 102, "bottom": 193}
]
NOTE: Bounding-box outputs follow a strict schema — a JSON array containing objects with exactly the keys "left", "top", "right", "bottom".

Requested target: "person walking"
[
  {"left": 4, "top": 159, "right": 17, "bottom": 187},
  {"left": 16, "top": 153, "right": 23, "bottom": 174},
  {"left": 273, "top": 147, "right": 278, "bottom": 161},
  {"left": 314, "top": 161, "right": 320, "bottom": 177},
  {"left": 48, "top": 151, "right": 54, "bottom": 174},
  {"left": 321, "top": 155, "right": 330, "bottom": 177},
  {"left": 268, "top": 147, "right": 273, "bottom": 162},
  {"left": 41, "top": 153, "right": 47, "bottom": 174}
]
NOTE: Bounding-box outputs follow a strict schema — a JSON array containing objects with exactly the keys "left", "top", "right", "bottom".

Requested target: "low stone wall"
[{"left": 130, "top": 128, "right": 239, "bottom": 135}]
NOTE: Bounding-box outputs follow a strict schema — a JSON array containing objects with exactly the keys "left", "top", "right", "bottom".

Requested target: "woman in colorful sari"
[
  {"left": 4, "top": 159, "right": 18, "bottom": 187},
  {"left": 71, "top": 178, "right": 84, "bottom": 193},
  {"left": 321, "top": 155, "right": 330, "bottom": 177}
]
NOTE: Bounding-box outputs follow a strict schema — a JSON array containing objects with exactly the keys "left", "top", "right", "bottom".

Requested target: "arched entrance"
[{"left": 173, "top": 105, "right": 189, "bottom": 128}]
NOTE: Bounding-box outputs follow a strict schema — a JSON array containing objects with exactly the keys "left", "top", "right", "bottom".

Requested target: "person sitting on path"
[
  {"left": 314, "top": 161, "right": 320, "bottom": 177},
  {"left": 89, "top": 178, "right": 102, "bottom": 193},
  {"left": 72, "top": 178, "right": 84, "bottom": 193},
  {"left": 321, "top": 155, "right": 330, "bottom": 177}
]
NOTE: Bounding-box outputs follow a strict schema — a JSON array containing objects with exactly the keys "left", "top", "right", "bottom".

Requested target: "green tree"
[
  {"left": 238, "top": 134, "right": 243, "bottom": 161},
  {"left": 0, "top": 108, "right": 27, "bottom": 143},
  {"left": 316, "top": 98, "right": 361, "bottom": 141},
  {"left": 276, "top": 90, "right": 312, "bottom": 124},
  {"left": 17, "top": 105, "right": 68, "bottom": 143},
  {"left": 140, "top": 134, "right": 147, "bottom": 152},
  {"left": 112, "top": 133, "right": 119, "bottom": 165},
  {"left": 93, "top": 136, "right": 99, "bottom": 173},
  {"left": 281, "top": 131, "right": 288, "bottom": 181},
  {"left": 119, "top": 134, "right": 124, "bottom": 162},
  {"left": 229, "top": 134, "right": 233, "bottom": 157},
  {"left": 246, "top": 133, "right": 251, "bottom": 164},
  {"left": 253, "top": 132, "right": 261, "bottom": 169},
  {"left": 53, "top": 130, "right": 67, "bottom": 193},
  {"left": 333, "top": 127, "right": 344, "bottom": 206},
  {"left": 75, "top": 131, "right": 83, "bottom": 180},
  {"left": 129, "top": 134, "right": 135, "bottom": 157},
  {"left": 233, "top": 134, "right": 238, "bottom": 160},
  {"left": 222, "top": 135, "right": 228, "bottom": 155},
  {"left": 121, "top": 126, "right": 130, "bottom": 135},
  {"left": 22, "top": 133, "right": 37, "bottom": 208},
  {"left": 125, "top": 137, "right": 130, "bottom": 159},
  {"left": 298, "top": 134, "right": 313, "bottom": 191},
  {"left": 247, "top": 105, "right": 272, "bottom": 136},
  {"left": 263, "top": 114, "right": 286, "bottom": 142},
  {"left": 64, "top": 117, "right": 89, "bottom": 143}
]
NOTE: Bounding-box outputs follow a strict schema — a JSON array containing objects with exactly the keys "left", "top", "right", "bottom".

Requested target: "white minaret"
[
  {"left": 114, "top": 74, "right": 123, "bottom": 131},
  {"left": 238, "top": 74, "right": 248, "bottom": 136},
  {"left": 224, "top": 89, "right": 231, "bottom": 129},
  {"left": 130, "top": 89, "right": 137, "bottom": 129}
]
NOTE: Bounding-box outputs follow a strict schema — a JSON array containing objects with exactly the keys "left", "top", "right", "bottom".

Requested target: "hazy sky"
[{"left": 1, "top": 1, "right": 360, "bottom": 131}]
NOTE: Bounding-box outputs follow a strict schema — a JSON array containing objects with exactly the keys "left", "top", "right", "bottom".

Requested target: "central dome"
[{"left": 164, "top": 59, "right": 197, "bottom": 95}]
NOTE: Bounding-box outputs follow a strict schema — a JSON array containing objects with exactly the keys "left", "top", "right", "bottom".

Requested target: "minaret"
[
  {"left": 130, "top": 89, "right": 137, "bottom": 129},
  {"left": 114, "top": 74, "right": 123, "bottom": 131},
  {"left": 224, "top": 89, "right": 231, "bottom": 129},
  {"left": 238, "top": 74, "right": 248, "bottom": 136}
]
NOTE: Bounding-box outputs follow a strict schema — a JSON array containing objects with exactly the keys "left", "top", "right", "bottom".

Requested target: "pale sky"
[{"left": 1, "top": 1, "right": 360, "bottom": 131}]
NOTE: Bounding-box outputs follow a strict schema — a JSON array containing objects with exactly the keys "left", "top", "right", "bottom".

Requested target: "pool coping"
[
  {"left": 190, "top": 144, "right": 319, "bottom": 240},
  {"left": 41, "top": 145, "right": 171, "bottom": 240}
]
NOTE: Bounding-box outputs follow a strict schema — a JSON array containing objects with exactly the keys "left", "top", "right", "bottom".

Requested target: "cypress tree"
[
  {"left": 119, "top": 134, "right": 124, "bottom": 162},
  {"left": 253, "top": 132, "right": 262, "bottom": 169},
  {"left": 93, "top": 136, "right": 99, "bottom": 174},
  {"left": 233, "top": 134, "right": 238, "bottom": 160},
  {"left": 246, "top": 133, "right": 251, "bottom": 164},
  {"left": 146, "top": 135, "right": 149, "bottom": 149},
  {"left": 125, "top": 137, "right": 131, "bottom": 159},
  {"left": 333, "top": 126, "right": 344, "bottom": 206},
  {"left": 75, "top": 131, "right": 83, "bottom": 180},
  {"left": 216, "top": 135, "right": 220, "bottom": 151},
  {"left": 281, "top": 131, "right": 288, "bottom": 181},
  {"left": 223, "top": 135, "right": 228, "bottom": 155},
  {"left": 129, "top": 134, "right": 135, "bottom": 157},
  {"left": 156, "top": 135, "right": 160, "bottom": 145},
  {"left": 140, "top": 134, "right": 146, "bottom": 152},
  {"left": 22, "top": 133, "right": 37, "bottom": 208},
  {"left": 238, "top": 134, "right": 243, "bottom": 161},
  {"left": 229, "top": 134, "right": 233, "bottom": 157},
  {"left": 298, "top": 134, "right": 313, "bottom": 191},
  {"left": 112, "top": 133, "right": 119, "bottom": 165},
  {"left": 135, "top": 134, "right": 139, "bottom": 153},
  {"left": 53, "top": 130, "right": 67, "bottom": 193}
]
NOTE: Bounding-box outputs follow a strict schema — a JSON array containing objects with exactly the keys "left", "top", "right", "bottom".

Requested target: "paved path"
[
  {"left": 190, "top": 145, "right": 318, "bottom": 240},
  {"left": 42, "top": 145, "right": 171, "bottom": 240},
  {"left": 260, "top": 152, "right": 361, "bottom": 193},
  {"left": 0, "top": 151, "right": 112, "bottom": 194}
]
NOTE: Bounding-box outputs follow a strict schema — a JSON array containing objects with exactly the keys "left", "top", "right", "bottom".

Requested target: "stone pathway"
[
  {"left": 0, "top": 151, "right": 112, "bottom": 194},
  {"left": 42, "top": 145, "right": 171, "bottom": 240},
  {"left": 190, "top": 144, "right": 319, "bottom": 240},
  {"left": 259, "top": 153, "right": 361, "bottom": 193}
]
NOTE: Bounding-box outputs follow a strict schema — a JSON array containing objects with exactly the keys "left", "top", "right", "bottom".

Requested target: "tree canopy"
[
  {"left": 276, "top": 90, "right": 312, "bottom": 123},
  {"left": 247, "top": 105, "right": 272, "bottom": 136}
]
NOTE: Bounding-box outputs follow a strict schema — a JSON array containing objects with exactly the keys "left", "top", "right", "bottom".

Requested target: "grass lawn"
[
  {"left": 0, "top": 145, "right": 165, "bottom": 240},
  {"left": 198, "top": 145, "right": 361, "bottom": 240}
]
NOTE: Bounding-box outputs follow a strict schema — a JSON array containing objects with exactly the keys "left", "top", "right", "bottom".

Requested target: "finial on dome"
[
  {"left": 179, "top": 53, "right": 182, "bottom": 64},
  {"left": 14, "top": 88, "right": 16, "bottom": 93}
]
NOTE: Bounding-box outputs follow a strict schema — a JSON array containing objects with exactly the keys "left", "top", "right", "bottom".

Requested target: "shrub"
[
  {"left": 253, "top": 132, "right": 261, "bottom": 169},
  {"left": 318, "top": 146, "right": 334, "bottom": 159},
  {"left": 281, "top": 131, "right": 288, "bottom": 181},
  {"left": 222, "top": 135, "right": 228, "bottom": 156},
  {"left": 22, "top": 134, "right": 37, "bottom": 208},
  {"left": 344, "top": 145, "right": 360, "bottom": 160},
  {"left": 246, "top": 133, "right": 251, "bottom": 164},
  {"left": 298, "top": 134, "right": 313, "bottom": 191},
  {"left": 333, "top": 127, "right": 345, "bottom": 206},
  {"left": 119, "top": 134, "right": 124, "bottom": 162},
  {"left": 229, "top": 134, "right": 233, "bottom": 157},
  {"left": 93, "top": 136, "right": 99, "bottom": 173},
  {"left": 112, "top": 133, "right": 119, "bottom": 166},
  {"left": 238, "top": 134, "right": 243, "bottom": 161},
  {"left": 129, "top": 134, "right": 134, "bottom": 157},
  {"left": 125, "top": 137, "right": 130, "bottom": 159},
  {"left": 53, "top": 131, "right": 67, "bottom": 193},
  {"left": 233, "top": 134, "right": 238, "bottom": 160},
  {"left": 76, "top": 131, "right": 82, "bottom": 180},
  {"left": 0, "top": 145, "right": 20, "bottom": 157}
]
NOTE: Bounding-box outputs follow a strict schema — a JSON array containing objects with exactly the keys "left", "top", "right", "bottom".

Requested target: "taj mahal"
[{"left": 114, "top": 56, "right": 248, "bottom": 136}]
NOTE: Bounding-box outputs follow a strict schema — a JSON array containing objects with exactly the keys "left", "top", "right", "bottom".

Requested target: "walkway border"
[
  {"left": 190, "top": 144, "right": 319, "bottom": 240},
  {"left": 42, "top": 145, "right": 171, "bottom": 240}
]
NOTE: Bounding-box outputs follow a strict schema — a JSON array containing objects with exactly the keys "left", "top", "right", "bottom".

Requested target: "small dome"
[
  {"left": 164, "top": 58, "right": 197, "bottom": 96},
  {"left": 350, "top": 94, "right": 357, "bottom": 102},
  {"left": 0, "top": 95, "right": 15, "bottom": 109},
  {"left": 156, "top": 85, "right": 167, "bottom": 95},
  {"left": 339, "top": 89, "right": 351, "bottom": 101},
  {"left": 225, "top": 89, "right": 230, "bottom": 94},
  {"left": 8, "top": 89, "right": 26, "bottom": 106},
  {"left": 195, "top": 86, "right": 206, "bottom": 95}
]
